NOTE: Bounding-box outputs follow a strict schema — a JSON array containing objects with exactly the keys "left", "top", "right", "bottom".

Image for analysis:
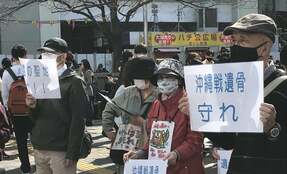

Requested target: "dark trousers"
[{"left": 11, "top": 116, "right": 33, "bottom": 173}]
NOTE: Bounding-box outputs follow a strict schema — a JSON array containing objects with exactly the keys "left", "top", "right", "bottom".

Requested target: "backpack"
[{"left": 6, "top": 68, "right": 29, "bottom": 116}]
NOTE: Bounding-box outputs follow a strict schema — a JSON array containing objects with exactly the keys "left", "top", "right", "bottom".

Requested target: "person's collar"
[
  {"left": 12, "top": 60, "right": 21, "bottom": 66},
  {"left": 264, "top": 60, "right": 276, "bottom": 80},
  {"left": 58, "top": 64, "right": 67, "bottom": 76}
]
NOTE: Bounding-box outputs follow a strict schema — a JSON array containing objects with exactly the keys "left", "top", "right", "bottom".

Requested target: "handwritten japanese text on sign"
[
  {"left": 124, "top": 160, "right": 167, "bottom": 174},
  {"left": 184, "top": 62, "right": 264, "bottom": 132},
  {"left": 112, "top": 124, "right": 143, "bottom": 151},
  {"left": 20, "top": 58, "right": 61, "bottom": 99}
]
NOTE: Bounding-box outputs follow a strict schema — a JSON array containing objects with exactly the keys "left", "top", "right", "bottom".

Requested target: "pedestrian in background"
[
  {"left": 280, "top": 44, "right": 287, "bottom": 70},
  {"left": 185, "top": 52, "right": 202, "bottom": 65},
  {"left": 79, "top": 59, "right": 95, "bottom": 126},
  {"left": 0, "top": 58, "right": 12, "bottom": 78},
  {"left": 1, "top": 44, "right": 33, "bottom": 174}
]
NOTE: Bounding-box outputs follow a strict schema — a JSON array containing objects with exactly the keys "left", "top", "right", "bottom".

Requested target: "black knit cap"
[{"left": 127, "top": 57, "right": 157, "bottom": 80}]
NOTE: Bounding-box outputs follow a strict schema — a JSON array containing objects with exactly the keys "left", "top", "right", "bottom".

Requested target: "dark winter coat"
[
  {"left": 30, "top": 69, "right": 87, "bottom": 160},
  {"left": 206, "top": 69, "right": 287, "bottom": 174}
]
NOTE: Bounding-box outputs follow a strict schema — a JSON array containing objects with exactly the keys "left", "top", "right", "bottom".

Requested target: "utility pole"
[
  {"left": 143, "top": 2, "right": 148, "bottom": 45},
  {"left": 203, "top": 7, "right": 206, "bottom": 32}
]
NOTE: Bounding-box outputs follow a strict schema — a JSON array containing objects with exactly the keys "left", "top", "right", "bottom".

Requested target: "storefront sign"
[{"left": 149, "top": 32, "right": 226, "bottom": 47}]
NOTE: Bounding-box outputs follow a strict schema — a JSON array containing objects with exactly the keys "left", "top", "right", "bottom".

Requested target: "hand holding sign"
[
  {"left": 178, "top": 90, "right": 189, "bottom": 115},
  {"left": 163, "top": 151, "right": 178, "bottom": 166},
  {"left": 259, "top": 103, "right": 277, "bottom": 133},
  {"left": 25, "top": 93, "right": 36, "bottom": 109}
]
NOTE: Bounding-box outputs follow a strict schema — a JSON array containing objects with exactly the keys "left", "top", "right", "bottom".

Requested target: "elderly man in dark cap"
[
  {"left": 179, "top": 14, "right": 287, "bottom": 174},
  {"left": 26, "top": 37, "right": 88, "bottom": 174}
]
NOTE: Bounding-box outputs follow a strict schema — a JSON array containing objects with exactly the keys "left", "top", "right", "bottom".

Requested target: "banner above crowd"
[{"left": 148, "top": 32, "right": 230, "bottom": 47}]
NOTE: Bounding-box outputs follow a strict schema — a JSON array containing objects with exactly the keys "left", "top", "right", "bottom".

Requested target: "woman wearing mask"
[
  {"left": 124, "top": 59, "right": 204, "bottom": 174},
  {"left": 79, "top": 59, "right": 94, "bottom": 126},
  {"left": 102, "top": 57, "right": 158, "bottom": 174}
]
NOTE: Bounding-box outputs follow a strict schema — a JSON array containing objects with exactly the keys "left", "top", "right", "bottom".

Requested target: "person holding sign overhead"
[
  {"left": 124, "top": 59, "right": 204, "bottom": 174},
  {"left": 25, "top": 38, "right": 88, "bottom": 174},
  {"left": 179, "top": 14, "right": 287, "bottom": 174}
]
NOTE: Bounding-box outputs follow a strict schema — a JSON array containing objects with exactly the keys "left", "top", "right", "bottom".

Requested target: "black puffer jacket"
[
  {"left": 206, "top": 69, "right": 287, "bottom": 174},
  {"left": 31, "top": 69, "right": 88, "bottom": 160}
]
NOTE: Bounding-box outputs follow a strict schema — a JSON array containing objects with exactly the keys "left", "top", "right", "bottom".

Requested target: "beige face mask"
[{"left": 41, "top": 52, "right": 58, "bottom": 59}]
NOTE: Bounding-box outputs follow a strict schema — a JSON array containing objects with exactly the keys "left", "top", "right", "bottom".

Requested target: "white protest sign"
[
  {"left": 112, "top": 124, "right": 143, "bottom": 151},
  {"left": 20, "top": 58, "right": 61, "bottom": 99},
  {"left": 124, "top": 159, "right": 167, "bottom": 174},
  {"left": 184, "top": 62, "right": 263, "bottom": 132},
  {"left": 148, "top": 121, "right": 174, "bottom": 160},
  {"left": 217, "top": 150, "right": 233, "bottom": 174}
]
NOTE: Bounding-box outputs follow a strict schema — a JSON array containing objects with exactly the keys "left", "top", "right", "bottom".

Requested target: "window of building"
[
  {"left": 205, "top": 8, "right": 217, "bottom": 27},
  {"left": 198, "top": 8, "right": 217, "bottom": 28}
]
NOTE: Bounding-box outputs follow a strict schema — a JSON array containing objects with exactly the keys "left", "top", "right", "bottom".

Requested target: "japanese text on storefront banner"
[
  {"left": 184, "top": 62, "right": 264, "bottom": 133},
  {"left": 20, "top": 58, "right": 61, "bottom": 99},
  {"left": 148, "top": 32, "right": 227, "bottom": 47}
]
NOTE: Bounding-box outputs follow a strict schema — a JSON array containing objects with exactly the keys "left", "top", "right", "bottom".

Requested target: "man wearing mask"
[
  {"left": 1, "top": 44, "right": 33, "bottom": 174},
  {"left": 179, "top": 14, "right": 287, "bottom": 174},
  {"left": 26, "top": 37, "right": 87, "bottom": 174}
]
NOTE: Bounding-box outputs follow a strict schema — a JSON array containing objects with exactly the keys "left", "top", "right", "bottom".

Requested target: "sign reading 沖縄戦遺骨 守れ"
[
  {"left": 184, "top": 62, "right": 264, "bottom": 133},
  {"left": 20, "top": 58, "right": 61, "bottom": 99}
]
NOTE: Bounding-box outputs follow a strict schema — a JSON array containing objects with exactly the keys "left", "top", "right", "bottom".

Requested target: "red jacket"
[{"left": 144, "top": 89, "right": 204, "bottom": 174}]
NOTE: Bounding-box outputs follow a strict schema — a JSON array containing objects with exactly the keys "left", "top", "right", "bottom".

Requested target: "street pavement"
[{"left": 0, "top": 120, "right": 217, "bottom": 174}]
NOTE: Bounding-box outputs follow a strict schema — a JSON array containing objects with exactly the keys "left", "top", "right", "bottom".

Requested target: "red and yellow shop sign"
[{"left": 148, "top": 32, "right": 227, "bottom": 47}]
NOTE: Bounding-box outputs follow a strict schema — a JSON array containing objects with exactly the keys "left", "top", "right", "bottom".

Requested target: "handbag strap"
[
  {"left": 264, "top": 75, "right": 287, "bottom": 97},
  {"left": 0, "top": 104, "right": 9, "bottom": 126}
]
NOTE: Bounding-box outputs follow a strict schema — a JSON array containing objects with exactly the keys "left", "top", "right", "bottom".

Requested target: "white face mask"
[
  {"left": 133, "top": 79, "right": 149, "bottom": 90},
  {"left": 41, "top": 52, "right": 58, "bottom": 59},
  {"left": 157, "top": 78, "right": 179, "bottom": 94}
]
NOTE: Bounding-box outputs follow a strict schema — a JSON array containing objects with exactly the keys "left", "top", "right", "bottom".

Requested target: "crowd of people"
[{"left": 0, "top": 13, "right": 286, "bottom": 174}]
